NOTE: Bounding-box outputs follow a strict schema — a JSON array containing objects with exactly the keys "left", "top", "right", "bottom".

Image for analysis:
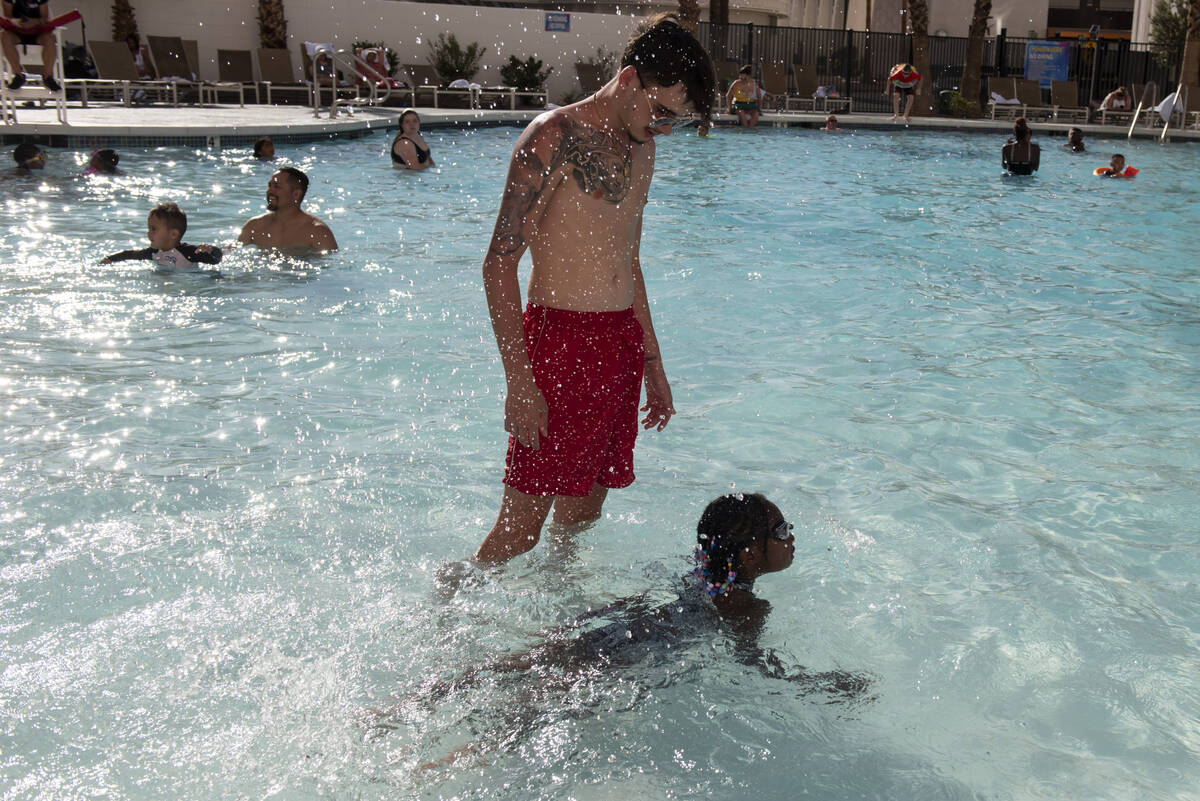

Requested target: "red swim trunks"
[{"left": 504, "top": 303, "right": 645, "bottom": 497}]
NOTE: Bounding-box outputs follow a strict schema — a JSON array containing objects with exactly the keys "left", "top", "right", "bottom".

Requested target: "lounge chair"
[
  {"left": 1125, "top": 83, "right": 1159, "bottom": 128},
  {"left": 73, "top": 39, "right": 175, "bottom": 106},
  {"left": 986, "top": 77, "right": 1019, "bottom": 119},
  {"left": 1050, "top": 80, "right": 1086, "bottom": 123},
  {"left": 1185, "top": 85, "right": 1200, "bottom": 129},
  {"left": 354, "top": 46, "right": 411, "bottom": 106},
  {"left": 1014, "top": 79, "right": 1054, "bottom": 120},
  {"left": 213, "top": 49, "right": 259, "bottom": 104},
  {"left": 1, "top": 34, "right": 67, "bottom": 123},
  {"left": 786, "top": 63, "right": 818, "bottom": 112},
  {"left": 1097, "top": 86, "right": 1137, "bottom": 126},
  {"left": 402, "top": 63, "right": 474, "bottom": 108},
  {"left": 256, "top": 48, "right": 311, "bottom": 104},
  {"left": 146, "top": 35, "right": 201, "bottom": 103},
  {"left": 760, "top": 62, "right": 787, "bottom": 112}
]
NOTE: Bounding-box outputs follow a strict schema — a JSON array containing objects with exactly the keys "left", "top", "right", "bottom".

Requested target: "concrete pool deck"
[{"left": 2, "top": 101, "right": 1197, "bottom": 147}]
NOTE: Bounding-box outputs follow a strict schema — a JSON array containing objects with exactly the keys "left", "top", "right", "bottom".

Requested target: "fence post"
[
  {"left": 746, "top": 23, "right": 755, "bottom": 66},
  {"left": 996, "top": 28, "right": 1007, "bottom": 77}
]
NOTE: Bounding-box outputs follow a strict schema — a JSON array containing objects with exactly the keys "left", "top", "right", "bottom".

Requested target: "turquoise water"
[{"left": 1, "top": 127, "right": 1198, "bottom": 799}]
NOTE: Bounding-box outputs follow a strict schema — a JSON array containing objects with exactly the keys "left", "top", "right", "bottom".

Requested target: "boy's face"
[
  {"left": 625, "top": 69, "right": 694, "bottom": 145},
  {"left": 147, "top": 216, "right": 180, "bottom": 251},
  {"left": 24, "top": 150, "right": 46, "bottom": 169},
  {"left": 1110, "top": 155, "right": 1125, "bottom": 171},
  {"left": 257, "top": 141, "right": 275, "bottom": 160}
]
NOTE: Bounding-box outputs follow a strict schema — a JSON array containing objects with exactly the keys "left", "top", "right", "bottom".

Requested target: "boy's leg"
[
  {"left": 38, "top": 32, "right": 55, "bottom": 74},
  {"left": 475, "top": 485, "right": 554, "bottom": 565},
  {"left": 903, "top": 95, "right": 915, "bottom": 121},
  {"left": 551, "top": 482, "right": 608, "bottom": 527},
  {"left": 2, "top": 33, "right": 22, "bottom": 79}
]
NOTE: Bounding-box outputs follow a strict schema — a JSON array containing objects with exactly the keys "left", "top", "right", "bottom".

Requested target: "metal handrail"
[
  {"left": 309, "top": 45, "right": 393, "bottom": 119},
  {"left": 1126, "top": 81, "right": 1156, "bottom": 139},
  {"left": 1159, "top": 82, "right": 1186, "bottom": 143}
]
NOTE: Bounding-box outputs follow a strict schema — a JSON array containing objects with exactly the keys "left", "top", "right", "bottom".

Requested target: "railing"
[
  {"left": 309, "top": 45, "right": 395, "bottom": 119},
  {"left": 699, "top": 22, "right": 1177, "bottom": 115}
]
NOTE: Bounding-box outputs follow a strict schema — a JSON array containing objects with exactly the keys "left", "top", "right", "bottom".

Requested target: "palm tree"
[
  {"left": 111, "top": 0, "right": 138, "bottom": 44},
  {"left": 258, "top": 0, "right": 288, "bottom": 50},
  {"left": 959, "top": 0, "right": 992, "bottom": 116},
  {"left": 906, "top": 0, "right": 934, "bottom": 116},
  {"left": 678, "top": 0, "right": 700, "bottom": 34},
  {"left": 1182, "top": 0, "right": 1200, "bottom": 86}
]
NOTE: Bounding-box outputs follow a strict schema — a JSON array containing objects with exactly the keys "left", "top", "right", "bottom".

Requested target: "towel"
[
  {"left": 1157, "top": 91, "right": 1183, "bottom": 123},
  {"left": 304, "top": 41, "right": 333, "bottom": 57},
  {"left": 990, "top": 92, "right": 1019, "bottom": 104}
]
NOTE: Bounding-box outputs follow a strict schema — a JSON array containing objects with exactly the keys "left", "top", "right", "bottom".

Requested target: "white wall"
[
  {"left": 68, "top": 0, "right": 641, "bottom": 103},
  {"left": 928, "top": 0, "right": 1049, "bottom": 38}
]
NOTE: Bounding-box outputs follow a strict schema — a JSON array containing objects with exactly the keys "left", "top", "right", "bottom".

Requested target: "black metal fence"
[{"left": 700, "top": 22, "right": 1177, "bottom": 113}]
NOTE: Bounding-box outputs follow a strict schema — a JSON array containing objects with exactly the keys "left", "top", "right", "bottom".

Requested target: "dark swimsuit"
[
  {"left": 391, "top": 136, "right": 430, "bottom": 167},
  {"left": 1003, "top": 141, "right": 1038, "bottom": 175}
]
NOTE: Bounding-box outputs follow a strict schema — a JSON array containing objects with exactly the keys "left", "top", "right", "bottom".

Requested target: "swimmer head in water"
[{"left": 694, "top": 492, "right": 795, "bottom": 598}]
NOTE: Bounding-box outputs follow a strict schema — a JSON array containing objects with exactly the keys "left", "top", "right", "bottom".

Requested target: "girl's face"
[
  {"left": 757, "top": 500, "right": 795, "bottom": 574},
  {"left": 402, "top": 114, "right": 420, "bottom": 135}
]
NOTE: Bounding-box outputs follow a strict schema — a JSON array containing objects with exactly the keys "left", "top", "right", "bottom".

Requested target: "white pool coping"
[{"left": 2, "top": 102, "right": 1196, "bottom": 144}]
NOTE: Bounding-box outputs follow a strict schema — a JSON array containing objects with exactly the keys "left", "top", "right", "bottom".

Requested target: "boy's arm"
[
  {"left": 181, "top": 243, "right": 223, "bottom": 265},
  {"left": 482, "top": 116, "right": 562, "bottom": 450},
  {"left": 100, "top": 247, "right": 153, "bottom": 264},
  {"left": 630, "top": 215, "right": 674, "bottom": 432}
]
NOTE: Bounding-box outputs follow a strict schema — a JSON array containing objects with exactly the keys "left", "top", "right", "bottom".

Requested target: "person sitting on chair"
[{"left": 2, "top": 0, "right": 60, "bottom": 91}]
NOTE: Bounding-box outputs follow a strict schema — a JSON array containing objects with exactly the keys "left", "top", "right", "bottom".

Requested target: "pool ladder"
[{"left": 309, "top": 45, "right": 397, "bottom": 119}]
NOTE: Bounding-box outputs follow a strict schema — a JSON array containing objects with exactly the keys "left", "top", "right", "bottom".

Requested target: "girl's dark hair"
[
  {"left": 1013, "top": 116, "right": 1031, "bottom": 141},
  {"left": 400, "top": 109, "right": 420, "bottom": 125},
  {"left": 621, "top": 13, "right": 716, "bottom": 119},
  {"left": 149, "top": 201, "right": 187, "bottom": 236},
  {"left": 695, "top": 493, "right": 773, "bottom": 592}
]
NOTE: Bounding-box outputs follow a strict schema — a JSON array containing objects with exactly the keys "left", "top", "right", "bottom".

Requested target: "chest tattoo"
[{"left": 552, "top": 121, "right": 632, "bottom": 204}]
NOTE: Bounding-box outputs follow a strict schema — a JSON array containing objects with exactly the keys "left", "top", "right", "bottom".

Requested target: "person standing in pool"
[
  {"left": 473, "top": 13, "right": 714, "bottom": 566},
  {"left": 239, "top": 167, "right": 338, "bottom": 252},
  {"left": 1001, "top": 116, "right": 1040, "bottom": 175},
  {"left": 390, "top": 110, "right": 434, "bottom": 171}
]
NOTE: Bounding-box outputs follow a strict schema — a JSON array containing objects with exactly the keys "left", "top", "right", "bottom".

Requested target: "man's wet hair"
[
  {"left": 149, "top": 201, "right": 187, "bottom": 236},
  {"left": 279, "top": 166, "right": 309, "bottom": 201},
  {"left": 621, "top": 13, "right": 716, "bottom": 119},
  {"left": 13, "top": 142, "right": 41, "bottom": 164}
]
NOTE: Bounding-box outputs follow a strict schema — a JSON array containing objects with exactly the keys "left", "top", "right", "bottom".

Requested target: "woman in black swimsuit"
[
  {"left": 391, "top": 109, "right": 434, "bottom": 171},
  {"left": 1001, "top": 116, "right": 1040, "bottom": 176}
]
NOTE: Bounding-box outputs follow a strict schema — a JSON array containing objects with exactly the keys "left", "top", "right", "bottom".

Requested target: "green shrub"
[
  {"left": 427, "top": 33, "right": 484, "bottom": 82},
  {"left": 500, "top": 55, "right": 552, "bottom": 90}
]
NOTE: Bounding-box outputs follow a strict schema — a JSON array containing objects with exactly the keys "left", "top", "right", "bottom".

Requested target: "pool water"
[{"left": 1, "top": 126, "right": 1197, "bottom": 800}]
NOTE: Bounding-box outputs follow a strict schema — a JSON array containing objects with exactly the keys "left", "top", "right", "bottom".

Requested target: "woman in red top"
[{"left": 885, "top": 63, "right": 921, "bottom": 122}]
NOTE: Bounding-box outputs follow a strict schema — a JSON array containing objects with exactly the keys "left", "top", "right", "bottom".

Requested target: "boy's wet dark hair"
[
  {"left": 279, "top": 166, "right": 309, "bottom": 201},
  {"left": 696, "top": 492, "right": 774, "bottom": 572},
  {"left": 253, "top": 137, "right": 273, "bottom": 158},
  {"left": 149, "top": 202, "right": 187, "bottom": 237},
  {"left": 91, "top": 149, "right": 120, "bottom": 172},
  {"left": 13, "top": 142, "right": 41, "bottom": 164},
  {"left": 621, "top": 13, "right": 716, "bottom": 119}
]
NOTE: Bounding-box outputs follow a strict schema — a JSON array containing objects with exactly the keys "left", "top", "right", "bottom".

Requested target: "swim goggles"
[
  {"left": 649, "top": 114, "right": 698, "bottom": 131},
  {"left": 768, "top": 521, "right": 794, "bottom": 541}
]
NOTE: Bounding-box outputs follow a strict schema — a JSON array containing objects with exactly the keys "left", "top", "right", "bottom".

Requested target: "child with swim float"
[
  {"left": 1095, "top": 153, "right": 1137, "bottom": 178},
  {"left": 100, "top": 202, "right": 223, "bottom": 270}
]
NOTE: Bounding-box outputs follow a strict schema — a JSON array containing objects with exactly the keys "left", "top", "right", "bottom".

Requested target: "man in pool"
[
  {"left": 239, "top": 167, "right": 338, "bottom": 252},
  {"left": 473, "top": 13, "right": 715, "bottom": 566}
]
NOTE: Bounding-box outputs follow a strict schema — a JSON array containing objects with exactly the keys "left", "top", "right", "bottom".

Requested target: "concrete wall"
[{"left": 67, "top": 0, "right": 641, "bottom": 103}]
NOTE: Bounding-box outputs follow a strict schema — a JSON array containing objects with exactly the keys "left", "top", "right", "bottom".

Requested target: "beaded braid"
[{"left": 693, "top": 492, "right": 773, "bottom": 599}]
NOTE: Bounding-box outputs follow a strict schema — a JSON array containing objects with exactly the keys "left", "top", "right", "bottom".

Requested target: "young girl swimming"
[{"left": 372, "top": 493, "right": 871, "bottom": 769}]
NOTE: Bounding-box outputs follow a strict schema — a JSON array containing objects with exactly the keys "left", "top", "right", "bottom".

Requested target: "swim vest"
[
  {"left": 888, "top": 65, "right": 921, "bottom": 89},
  {"left": 1094, "top": 166, "right": 1138, "bottom": 178}
]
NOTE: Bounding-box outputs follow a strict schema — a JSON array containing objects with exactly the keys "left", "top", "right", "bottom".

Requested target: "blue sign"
[
  {"left": 545, "top": 12, "right": 570, "bottom": 32},
  {"left": 1024, "top": 40, "right": 1070, "bottom": 89}
]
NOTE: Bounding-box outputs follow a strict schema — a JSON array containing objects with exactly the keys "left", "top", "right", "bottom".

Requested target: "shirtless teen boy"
[{"left": 473, "top": 14, "right": 715, "bottom": 565}]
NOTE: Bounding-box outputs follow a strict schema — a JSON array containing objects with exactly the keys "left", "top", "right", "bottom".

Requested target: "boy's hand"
[
  {"left": 640, "top": 362, "right": 674, "bottom": 431},
  {"left": 99, "top": 256, "right": 111, "bottom": 264},
  {"left": 505, "top": 378, "right": 549, "bottom": 450},
  {"left": 194, "top": 244, "right": 212, "bottom": 253}
]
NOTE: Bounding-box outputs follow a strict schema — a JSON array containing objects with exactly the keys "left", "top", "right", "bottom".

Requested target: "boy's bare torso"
[{"left": 502, "top": 107, "right": 655, "bottom": 312}]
